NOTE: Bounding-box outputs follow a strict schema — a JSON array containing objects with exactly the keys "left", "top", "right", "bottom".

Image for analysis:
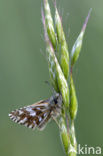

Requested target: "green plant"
[{"left": 42, "top": 0, "right": 91, "bottom": 155}]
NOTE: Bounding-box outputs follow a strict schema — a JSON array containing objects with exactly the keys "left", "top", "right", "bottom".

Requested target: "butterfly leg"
[{"left": 52, "top": 116, "right": 61, "bottom": 129}]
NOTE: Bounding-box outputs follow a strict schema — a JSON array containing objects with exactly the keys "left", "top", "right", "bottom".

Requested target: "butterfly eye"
[{"left": 54, "top": 98, "right": 58, "bottom": 104}]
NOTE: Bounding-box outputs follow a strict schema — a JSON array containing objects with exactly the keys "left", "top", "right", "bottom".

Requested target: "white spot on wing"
[
  {"left": 26, "top": 107, "right": 32, "bottom": 112},
  {"left": 29, "top": 125, "right": 32, "bottom": 129},
  {"left": 16, "top": 117, "right": 20, "bottom": 122},
  {"left": 30, "top": 111, "right": 36, "bottom": 116},
  {"left": 44, "top": 113, "right": 47, "bottom": 117},
  {"left": 36, "top": 107, "right": 41, "bottom": 110},
  {"left": 8, "top": 114, "right": 12, "bottom": 117},
  {"left": 12, "top": 117, "right": 16, "bottom": 121},
  {"left": 24, "top": 123, "right": 28, "bottom": 127},
  {"left": 25, "top": 106, "right": 36, "bottom": 116},
  {"left": 18, "top": 117, "right": 27, "bottom": 124},
  {"left": 33, "top": 120, "right": 36, "bottom": 125},
  {"left": 39, "top": 117, "right": 42, "bottom": 122},
  {"left": 10, "top": 116, "right": 14, "bottom": 120},
  {"left": 18, "top": 110, "right": 23, "bottom": 115}
]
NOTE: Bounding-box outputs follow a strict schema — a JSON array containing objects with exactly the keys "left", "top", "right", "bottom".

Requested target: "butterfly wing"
[{"left": 9, "top": 99, "right": 51, "bottom": 130}]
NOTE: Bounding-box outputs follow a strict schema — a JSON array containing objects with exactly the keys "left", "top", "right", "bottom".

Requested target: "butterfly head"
[{"left": 50, "top": 93, "right": 62, "bottom": 107}]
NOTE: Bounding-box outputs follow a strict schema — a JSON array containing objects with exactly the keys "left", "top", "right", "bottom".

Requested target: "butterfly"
[{"left": 8, "top": 93, "right": 62, "bottom": 130}]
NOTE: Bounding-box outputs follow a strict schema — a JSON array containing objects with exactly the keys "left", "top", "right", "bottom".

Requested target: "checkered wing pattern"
[{"left": 9, "top": 99, "right": 51, "bottom": 130}]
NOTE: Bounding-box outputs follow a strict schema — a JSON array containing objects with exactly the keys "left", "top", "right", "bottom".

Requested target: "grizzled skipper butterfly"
[{"left": 8, "top": 93, "right": 62, "bottom": 130}]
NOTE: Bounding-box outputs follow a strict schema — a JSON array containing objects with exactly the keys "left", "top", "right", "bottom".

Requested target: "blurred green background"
[{"left": 0, "top": 0, "right": 103, "bottom": 156}]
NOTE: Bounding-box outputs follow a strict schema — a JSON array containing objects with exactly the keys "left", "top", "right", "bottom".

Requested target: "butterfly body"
[{"left": 9, "top": 93, "right": 62, "bottom": 130}]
